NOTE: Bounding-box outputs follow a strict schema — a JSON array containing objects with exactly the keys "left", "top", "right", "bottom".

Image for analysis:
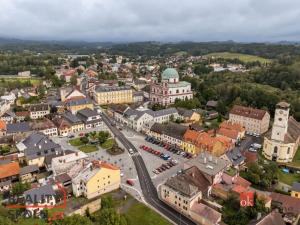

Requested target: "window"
[
  {"left": 287, "top": 147, "right": 290, "bottom": 154},
  {"left": 274, "top": 146, "right": 278, "bottom": 154}
]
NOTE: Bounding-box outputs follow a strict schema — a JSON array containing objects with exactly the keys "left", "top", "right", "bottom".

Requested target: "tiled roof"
[
  {"left": 6, "top": 122, "right": 30, "bottom": 134},
  {"left": 190, "top": 202, "right": 221, "bottom": 224},
  {"left": 292, "top": 182, "right": 300, "bottom": 192},
  {"left": 165, "top": 166, "right": 210, "bottom": 197},
  {"left": 230, "top": 105, "right": 268, "bottom": 120},
  {"left": 77, "top": 108, "right": 99, "bottom": 118},
  {"left": 28, "top": 104, "right": 50, "bottom": 112},
  {"left": 150, "top": 122, "right": 188, "bottom": 140},
  {"left": 30, "top": 118, "right": 56, "bottom": 130},
  {"left": 24, "top": 184, "right": 56, "bottom": 203},
  {"left": 0, "top": 162, "right": 20, "bottom": 179},
  {"left": 270, "top": 192, "right": 300, "bottom": 215},
  {"left": 254, "top": 211, "right": 285, "bottom": 225},
  {"left": 220, "top": 121, "right": 245, "bottom": 132},
  {"left": 225, "top": 148, "right": 245, "bottom": 166},
  {"left": 0, "top": 120, "right": 6, "bottom": 130},
  {"left": 217, "top": 127, "right": 239, "bottom": 140},
  {"left": 95, "top": 85, "right": 131, "bottom": 92},
  {"left": 20, "top": 165, "right": 39, "bottom": 176}
]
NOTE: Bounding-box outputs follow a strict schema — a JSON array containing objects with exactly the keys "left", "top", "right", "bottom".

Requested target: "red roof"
[{"left": 0, "top": 162, "right": 20, "bottom": 179}]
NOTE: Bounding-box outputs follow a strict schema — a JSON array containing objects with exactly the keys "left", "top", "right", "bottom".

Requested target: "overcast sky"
[{"left": 0, "top": 0, "right": 299, "bottom": 42}]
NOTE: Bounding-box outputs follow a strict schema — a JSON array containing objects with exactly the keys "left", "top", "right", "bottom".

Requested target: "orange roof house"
[
  {"left": 0, "top": 161, "right": 20, "bottom": 181},
  {"left": 0, "top": 120, "right": 6, "bottom": 131},
  {"left": 217, "top": 121, "right": 246, "bottom": 141}
]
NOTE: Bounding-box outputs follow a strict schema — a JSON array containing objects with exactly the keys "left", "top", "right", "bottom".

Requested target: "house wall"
[
  {"left": 94, "top": 89, "right": 133, "bottom": 105},
  {"left": 68, "top": 103, "right": 94, "bottom": 114},
  {"left": 84, "top": 167, "right": 120, "bottom": 199}
]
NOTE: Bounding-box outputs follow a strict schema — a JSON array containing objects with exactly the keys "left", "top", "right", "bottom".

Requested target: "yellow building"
[
  {"left": 72, "top": 160, "right": 121, "bottom": 199},
  {"left": 63, "top": 112, "right": 85, "bottom": 133},
  {"left": 291, "top": 182, "right": 300, "bottom": 198},
  {"left": 93, "top": 86, "right": 133, "bottom": 105},
  {"left": 65, "top": 98, "right": 94, "bottom": 114}
]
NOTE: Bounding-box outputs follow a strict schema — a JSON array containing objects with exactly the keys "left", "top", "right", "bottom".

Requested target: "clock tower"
[{"left": 271, "top": 102, "right": 290, "bottom": 142}]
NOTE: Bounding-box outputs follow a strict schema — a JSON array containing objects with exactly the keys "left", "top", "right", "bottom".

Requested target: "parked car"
[
  {"left": 248, "top": 147, "right": 257, "bottom": 152},
  {"left": 126, "top": 179, "right": 134, "bottom": 186}
]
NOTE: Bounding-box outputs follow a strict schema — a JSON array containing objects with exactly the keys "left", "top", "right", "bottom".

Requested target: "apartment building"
[
  {"left": 72, "top": 160, "right": 120, "bottom": 199},
  {"left": 28, "top": 104, "right": 51, "bottom": 119},
  {"left": 160, "top": 166, "right": 221, "bottom": 225},
  {"left": 116, "top": 106, "right": 179, "bottom": 132},
  {"left": 229, "top": 105, "right": 270, "bottom": 135},
  {"left": 30, "top": 118, "right": 58, "bottom": 137},
  {"left": 93, "top": 86, "right": 133, "bottom": 105}
]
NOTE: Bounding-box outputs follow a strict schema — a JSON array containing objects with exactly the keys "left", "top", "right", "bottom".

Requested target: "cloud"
[{"left": 0, "top": 0, "right": 299, "bottom": 42}]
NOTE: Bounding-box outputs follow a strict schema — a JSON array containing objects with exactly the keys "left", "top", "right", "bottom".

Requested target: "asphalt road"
[{"left": 101, "top": 113, "right": 196, "bottom": 225}]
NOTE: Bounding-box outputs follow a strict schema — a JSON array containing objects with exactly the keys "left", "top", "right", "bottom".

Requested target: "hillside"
[{"left": 204, "top": 52, "right": 271, "bottom": 63}]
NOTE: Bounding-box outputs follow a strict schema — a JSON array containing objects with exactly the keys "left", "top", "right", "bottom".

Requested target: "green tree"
[
  {"left": 70, "top": 74, "right": 78, "bottom": 86},
  {"left": 80, "top": 136, "right": 89, "bottom": 145},
  {"left": 98, "top": 131, "right": 110, "bottom": 144},
  {"left": 12, "top": 182, "right": 30, "bottom": 196}
]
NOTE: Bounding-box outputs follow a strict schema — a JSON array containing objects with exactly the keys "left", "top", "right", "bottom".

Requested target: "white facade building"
[{"left": 150, "top": 68, "right": 193, "bottom": 106}]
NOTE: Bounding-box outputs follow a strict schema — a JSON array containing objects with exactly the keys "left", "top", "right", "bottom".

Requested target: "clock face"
[{"left": 279, "top": 110, "right": 283, "bottom": 114}]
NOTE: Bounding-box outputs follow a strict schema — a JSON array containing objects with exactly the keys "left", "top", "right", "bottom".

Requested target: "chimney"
[
  {"left": 203, "top": 157, "right": 207, "bottom": 164},
  {"left": 38, "top": 145, "right": 41, "bottom": 149}
]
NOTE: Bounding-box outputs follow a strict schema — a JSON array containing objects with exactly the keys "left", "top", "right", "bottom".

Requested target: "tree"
[
  {"left": 98, "top": 131, "right": 110, "bottom": 144},
  {"left": 95, "top": 208, "right": 127, "bottom": 225},
  {"left": 11, "top": 182, "right": 30, "bottom": 196},
  {"left": 58, "top": 214, "right": 93, "bottom": 225},
  {"left": 101, "top": 196, "right": 114, "bottom": 209},
  {"left": 70, "top": 74, "right": 77, "bottom": 86},
  {"left": 80, "top": 136, "right": 89, "bottom": 145}
]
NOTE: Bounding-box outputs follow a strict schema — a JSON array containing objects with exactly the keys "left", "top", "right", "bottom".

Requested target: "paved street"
[{"left": 101, "top": 113, "right": 197, "bottom": 225}]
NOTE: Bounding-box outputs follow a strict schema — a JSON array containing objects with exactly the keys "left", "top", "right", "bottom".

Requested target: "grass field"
[
  {"left": 69, "top": 138, "right": 84, "bottom": 146},
  {"left": 204, "top": 52, "right": 271, "bottom": 63},
  {"left": 124, "top": 201, "right": 172, "bottom": 225},
  {"left": 78, "top": 144, "right": 98, "bottom": 153},
  {"left": 277, "top": 168, "right": 300, "bottom": 186}
]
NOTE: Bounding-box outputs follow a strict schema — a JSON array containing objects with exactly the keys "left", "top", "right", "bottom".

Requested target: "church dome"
[{"left": 161, "top": 68, "right": 179, "bottom": 80}]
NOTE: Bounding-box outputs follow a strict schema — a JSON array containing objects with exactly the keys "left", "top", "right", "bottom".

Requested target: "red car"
[
  {"left": 139, "top": 145, "right": 144, "bottom": 149},
  {"left": 126, "top": 179, "right": 134, "bottom": 186},
  {"left": 79, "top": 133, "right": 85, "bottom": 137}
]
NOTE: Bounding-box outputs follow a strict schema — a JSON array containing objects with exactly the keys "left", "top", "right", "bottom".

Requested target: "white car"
[
  {"left": 249, "top": 147, "right": 257, "bottom": 152},
  {"left": 128, "top": 148, "right": 134, "bottom": 154}
]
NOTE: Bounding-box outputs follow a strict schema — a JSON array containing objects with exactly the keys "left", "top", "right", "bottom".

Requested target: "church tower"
[{"left": 271, "top": 102, "right": 290, "bottom": 142}]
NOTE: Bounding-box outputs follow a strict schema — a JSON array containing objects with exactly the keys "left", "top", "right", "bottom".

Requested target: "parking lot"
[{"left": 122, "top": 129, "right": 188, "bottom": 187}]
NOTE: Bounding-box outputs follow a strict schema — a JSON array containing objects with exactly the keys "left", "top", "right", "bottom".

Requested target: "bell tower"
[{"left": 271, "top": 102, "right": 290, "bottom": 142}]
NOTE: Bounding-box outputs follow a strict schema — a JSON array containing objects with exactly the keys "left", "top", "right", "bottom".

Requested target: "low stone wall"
[{"left": 66, "top": 198, "right": 101, "bottom": 216}]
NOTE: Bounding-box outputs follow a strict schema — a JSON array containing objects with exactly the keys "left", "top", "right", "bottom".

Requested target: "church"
[
  {"left": 263, "top": 102, "right": 300, "bottom": 163},
  {"left": 150, "top": 68, "right": 193, "bottom": 106}
]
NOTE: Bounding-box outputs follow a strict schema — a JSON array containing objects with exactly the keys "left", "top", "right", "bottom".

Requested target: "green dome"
[{"left": 161, "top": 68, "right": 179, "bottom": 80}]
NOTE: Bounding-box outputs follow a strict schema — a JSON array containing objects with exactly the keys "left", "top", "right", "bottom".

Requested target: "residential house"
[
  {"left": 65, "top": 98, "right": 94, "bottom": 114},
  {"left": 0, "top": 110, "right": 15, "bottom": 124},
  {"left": 184, "top": 152, "right": 229, "bottom": 185},
  {"left": 15, "top": 111, "right": 30, "bottom": 122},
  {"left": 93, "top": 85, "right": 133, "bottom": 105},
  {"left": 52, "top": 117, "right": 72, "bottom": 136},
  {"left": 30, "top": 118, "right": 58, "bottom": 137},
  {"left": 216, "top": 121, "right": 245, "bottom": 143},
  {"left": 221, "top": 148, "right": 245, "bottom": 168},
  {"left": 182, "top": 129, "right": 232, "bottom": 156},
  {"left": 148, "top": 122, "right": 188, "bottom": 147},
  {"left": 229, "top": 105, "right": 270, "bottom": 135},
  {"left": 120, "top": 107, "right": 179, "bottom": 132},
  {"left": 6, "top": 122, "right": 31, "bottom": 139},
  {"left": 177, "top": 108, "right": 201, "bottom": 124},
  {"left": 76, "top": 108, "right": 105, "bottom": 129},
  {"left": 24, "top": 184, "right": 57, "bottom": 216},
  {"left": 0, "top": 161, "right": 20, "bottom": 192},
  {"left": 0, "top": 100, "right": 11, "bottom": 117},
  {"left": 28, "top": 104, "right": 51, "bottom": 119},
  {"left": 133, "top": 91, "right": 144, "bottom": 103},
  {"left": 160, "top": 166, "right": 221, "bottom": 225},
  {"left": 60, "top": 87, "right": 86, "bottom": 102},
  {"left": 206, "top": 100, "right": 218, "bottom": 110},
  {"left": 291, "top": 182, "right": 300, "bottom": 199},
  {"left": 72, "top": 160, "right": 120, "bottom": 199},
  {"left": 1, "top": 92, "right": 16, "bottom": 105},
  {"left": 16, "top": 132, "right": 62, "bottom": 167},
  {"left": 251, "top": 211, "right": 285, "bottom": 225},
  {"left": 19, "top": 165, "right": 39, "bottom": 183},
  {"left": 51, "top": 151, "right": 88, "bottom": 176},
  {"left": 62, "top": 112, "right": 85, "bottom": 132},
  {"left": 0, "top": 120, "right": 6, "bottom": 136},
  {"left": 270, "top": 192, "right": 300, "bottom": 224}
]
